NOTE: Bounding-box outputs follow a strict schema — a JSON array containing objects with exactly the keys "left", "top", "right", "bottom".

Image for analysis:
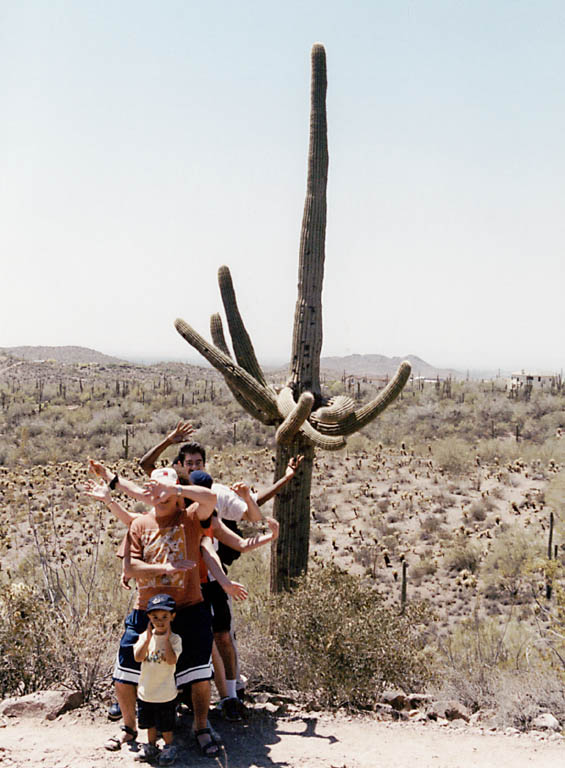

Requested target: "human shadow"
[{"left": 171, "top": 708, "right": 338, "bottom": 768}]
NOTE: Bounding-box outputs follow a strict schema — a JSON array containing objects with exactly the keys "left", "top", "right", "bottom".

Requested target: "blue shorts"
[{"left": 113, "top": 602, "right": 213, "bottom": 689}]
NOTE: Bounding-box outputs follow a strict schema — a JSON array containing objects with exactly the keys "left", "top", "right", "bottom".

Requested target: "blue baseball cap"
[
  {"left": 146, "top": 594, "right": 176, "bottom": 613},
  {"left": 189, "top": 470, "right": 213, "bottom": 489}
]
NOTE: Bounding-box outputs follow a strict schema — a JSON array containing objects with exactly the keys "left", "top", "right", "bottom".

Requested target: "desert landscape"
[{"left": 0, "top": 347, "right": 563, "bottom": 766}]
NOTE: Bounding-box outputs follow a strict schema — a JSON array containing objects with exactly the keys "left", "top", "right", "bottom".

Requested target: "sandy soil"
[{"left": 0, "top": 708, "right": 563, "bottom": 768}]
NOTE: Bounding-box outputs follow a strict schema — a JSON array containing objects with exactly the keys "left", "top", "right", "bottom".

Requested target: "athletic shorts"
[
  {"left": 137, "top": 698, "right": 176, "bottom": 733},
  {"left": 201, "top": 580, "right": 231, "bottom": 633},
  {"left": 113, "top": 602, "right": 213, "bottom": 689}
]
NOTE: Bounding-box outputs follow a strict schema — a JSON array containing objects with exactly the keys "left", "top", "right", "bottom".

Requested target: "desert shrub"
[
  {"left": 0, "top": 581, "right": 59, "bottom": 697},
  {"left": 445, "top": 540, "right": 481, "bottom": 573},
  {"left": 436, "top": 615, "right": 565, "bottom": 728},
  {"left": 239, "top": 563, "right": 434, "bottom": 709},
  {"left": 0, "top": 510, "right": 131, "bottom": 701},
  {"left": 468, "top": 499, "right": 491, "bottom": 521},
  {"left": 481, "top": 526, "right": 542, "bottom": 600},
  {"left": 432, "top": 438, "right": 473, "bottom": 475}
]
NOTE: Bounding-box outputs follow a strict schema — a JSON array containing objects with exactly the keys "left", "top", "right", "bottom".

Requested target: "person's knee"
[{"left": 214, "top": 631, "right": 233, "bottom": 651}]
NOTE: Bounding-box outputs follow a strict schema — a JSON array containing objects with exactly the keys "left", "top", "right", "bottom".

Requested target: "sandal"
[
  {"left": 193, "top": 727, "right": 220, "bottom": 758},
  {"left": 105, "top": 724, "right": 138, "bottom": 751}
]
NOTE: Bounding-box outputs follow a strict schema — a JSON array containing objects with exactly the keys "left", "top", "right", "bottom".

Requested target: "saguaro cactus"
[{"left": 175, "top": 44, "right": 411, "bottom": 591}]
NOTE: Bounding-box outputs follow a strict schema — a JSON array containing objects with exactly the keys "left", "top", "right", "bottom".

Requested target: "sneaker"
[
  {"left": 236, "top": 686, "right": 246, "bottom": 703},
  {"left": 159, "top": 744, "right": 177, "bottom": 766},
  {"left": 135, "top": 743, "right": 160, "bottom": 762},
  {"left": 107, "top": 701, "right": 122, "bottom": 721},
  {"left": 222, "top": 696, "right": 245, "bottom": 721}
]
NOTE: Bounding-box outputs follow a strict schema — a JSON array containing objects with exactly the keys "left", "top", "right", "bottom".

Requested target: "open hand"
[
  {"left": 285, "top": 455, "right": 304, "bottom": 478},
  {"left": 83, "top": 479, "right": 111, "bottom": 504},
  {"left": 167, "top": 421, "right": 194, "bottom": 444},
  {"left": 265, "top": 516, "right": 280, "bottom": 540},
  {"left": 88, "top": 458, "right": 112, "bottom": 483},
  {"left": 231, "top": 481, "right": 250, "bottom": 500},
  {"left": 162, "top": 559, "right": 196, "bottom": 574},
  {"left": 142, "top": 480, "right": 177, "bottom": 504},
  {"left": 225, "top": 581, "right": 248, "bottom": 601}
]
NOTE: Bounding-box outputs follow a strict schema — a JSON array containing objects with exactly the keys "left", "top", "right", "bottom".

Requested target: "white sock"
[{"left": 226, "top": 679, "right": 237, "bottom": 699}]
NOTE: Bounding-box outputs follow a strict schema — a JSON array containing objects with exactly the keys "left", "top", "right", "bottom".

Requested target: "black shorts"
[
  {"left": 201, "top": 580, "right": 231, "bottom": 633},
  {"left": 137, "top": 698, "right": 176, "bottom": 733},
  {"left": 113, "top": 602, "right": 213, "bottom": 689}
]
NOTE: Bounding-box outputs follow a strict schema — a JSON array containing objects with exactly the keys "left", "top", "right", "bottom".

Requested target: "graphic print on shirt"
[{"left": 138, "top": 526, "right": 186, "bottom": 589}]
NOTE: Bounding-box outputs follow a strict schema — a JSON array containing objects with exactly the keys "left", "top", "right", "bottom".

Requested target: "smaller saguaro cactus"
[
  {"left": 122, "top": 427, "right": 130, "bottom": 460},
  {"left": 400, "top": 560, "right": 408, "bottom": 610}
]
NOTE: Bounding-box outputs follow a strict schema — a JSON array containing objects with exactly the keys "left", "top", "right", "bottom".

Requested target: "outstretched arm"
[
  {"left": 255, "top": 455, "right": 304, "bottom": 506},
  {"left": 143, "top": 481, "right": 216, "bottom": 520},
  {"left": 88, "top": 458, "right": 147, "bottom": 503},
  {"left": 83, "top": 479, "right": 139, "bottom": 527},
  {"left": 212, "top": 516, "right": 279, "bottom": 553},
  {"left": 231, "top": 481, "right": 262, "bottom": 522},
  {"left": 139, "top": 421, "right": 194, "bottom": 476},
  {"left": 200, "top": 537, "right": 248, "bottom": 601}
]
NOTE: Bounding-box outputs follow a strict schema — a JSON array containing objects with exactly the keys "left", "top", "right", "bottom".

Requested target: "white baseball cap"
[{"left": 150, "top": 467, "right": 179, "bottom": 487}]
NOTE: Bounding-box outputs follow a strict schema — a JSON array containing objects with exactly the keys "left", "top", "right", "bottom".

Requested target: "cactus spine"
[{"left": 175, "top": 44, "right": 411, "bottom": 591}]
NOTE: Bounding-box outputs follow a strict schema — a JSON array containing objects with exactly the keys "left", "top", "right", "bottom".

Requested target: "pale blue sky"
[{"left": 2, "top": 1, "right": 564, "bottom": 372}]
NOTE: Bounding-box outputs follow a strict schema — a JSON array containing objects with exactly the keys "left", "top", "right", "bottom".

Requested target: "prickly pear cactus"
[{"left": 175, "top": 44, "right": 411, "bottom": 592}]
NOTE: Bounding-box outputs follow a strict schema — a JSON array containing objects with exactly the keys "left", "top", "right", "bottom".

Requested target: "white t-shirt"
[
  {"left": 212, "top": 483, "right": 248, "bottom": 521},
  {"left": 134, "top": 630, "right": 182, "bottom": 703}
]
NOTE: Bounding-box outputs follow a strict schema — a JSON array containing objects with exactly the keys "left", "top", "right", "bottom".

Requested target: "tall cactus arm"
[
  {"left": 276, "top": 386, "right": 346, "bottom": 451},
  {"left": 276, "top": 390, "right": 314, "bottom": 445},
  {"left": 210, "top": 312, "right": 231, "bottom": 356},
  {"left": 175, "top": 318, "right": 279, "bottom": 422},
  {"left": 310, "top": 361, "right": 412, "bottom": 437},
  {"left": 209, "top": 313, "right": 274, "bottom": 425},
  {"left": 290, "top": 44, "right": 328, "bottom": 396},
  {"left": 218, "top": 265, "right": 269, "bottom": 388},
  {"left": 312, "top": 394, "right": 357, "bottom": 424}
]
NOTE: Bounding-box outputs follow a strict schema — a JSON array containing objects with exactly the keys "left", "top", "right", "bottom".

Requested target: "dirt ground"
[{"left": 0, "top": 708, "right": 563, "bottom": 768}]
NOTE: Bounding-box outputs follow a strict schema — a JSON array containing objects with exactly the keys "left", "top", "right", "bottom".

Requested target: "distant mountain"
[
  {"left": 319, "top": 354, "right": 460, "bottom": 380},
  {"left": 0, "top": 346, "right": 127, "bottom": 365}
]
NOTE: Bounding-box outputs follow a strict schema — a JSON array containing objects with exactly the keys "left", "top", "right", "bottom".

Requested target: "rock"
[
  {"left": 532, "top": 713, "right": 560, "bottom": 732},
  {"left": 469, "top": 709, "right": 497, "bottom": 728},
  {"left": 428, "top": 699, "right": 470, "bottom": 722},
  {"left": 0, "top": 690, "right": 83, "bottom": 720},
  {"left": 381, "top": 688, "right": 407, "bottom": 711},
  {"left": 406, "top": 693, "right": 433, "bottom": 709}
]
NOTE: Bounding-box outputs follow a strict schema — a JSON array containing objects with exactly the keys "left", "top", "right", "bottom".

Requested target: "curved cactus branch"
[
  {"left": 209, "top": 313, "right": 274, "bottom": 425},
  {"left": 313, "top": 394, "right": 357, "bottom": 424},
  {"left": 276, "top": 389, "right": 314, "bottom": 445},
  {"left": 276, "top": 386, "right": 346, "bottom": 451},
  {"left": 310, "top": 361, "right": 411, "bottom": 436},
  {"left": 218, "top": 265, "right": 269, "bottom": 387},
  {"left": 175, "top": 318, "right": 279, "bottom": 423}
]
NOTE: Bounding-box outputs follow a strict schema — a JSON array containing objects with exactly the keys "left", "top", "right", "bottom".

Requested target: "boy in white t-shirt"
[{"left": 133, "top": 594, "right": 182, "bottom": 765}]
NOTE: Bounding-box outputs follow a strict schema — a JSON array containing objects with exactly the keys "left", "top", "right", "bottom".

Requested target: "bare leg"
[
  {"left": 214, "top": 631, "right": 237, "bottom": 679},
  {"left": 191, "top": 680, "right": 210, "bottom": 732},
  {"left": 147, "top": 727, "right": 157, "bottom": 746},
  {"left": 114, "top": 681, "right": 137, "bottom": 742},
  {"left": 212, "top": 641, "right": 228, "bottom": 699},
  {"left": 192, "top": 680, "right": 218, "bottom": 754}
]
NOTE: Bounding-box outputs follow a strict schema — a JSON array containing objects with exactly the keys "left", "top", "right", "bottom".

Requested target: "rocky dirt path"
[{"left": 0, "top": 708, "right": 563, "bottom": 768}]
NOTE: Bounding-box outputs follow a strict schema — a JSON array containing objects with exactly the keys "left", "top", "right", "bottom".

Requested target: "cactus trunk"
[{"left": 271, "top": 438, "right": 314, "bottom": 592}]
